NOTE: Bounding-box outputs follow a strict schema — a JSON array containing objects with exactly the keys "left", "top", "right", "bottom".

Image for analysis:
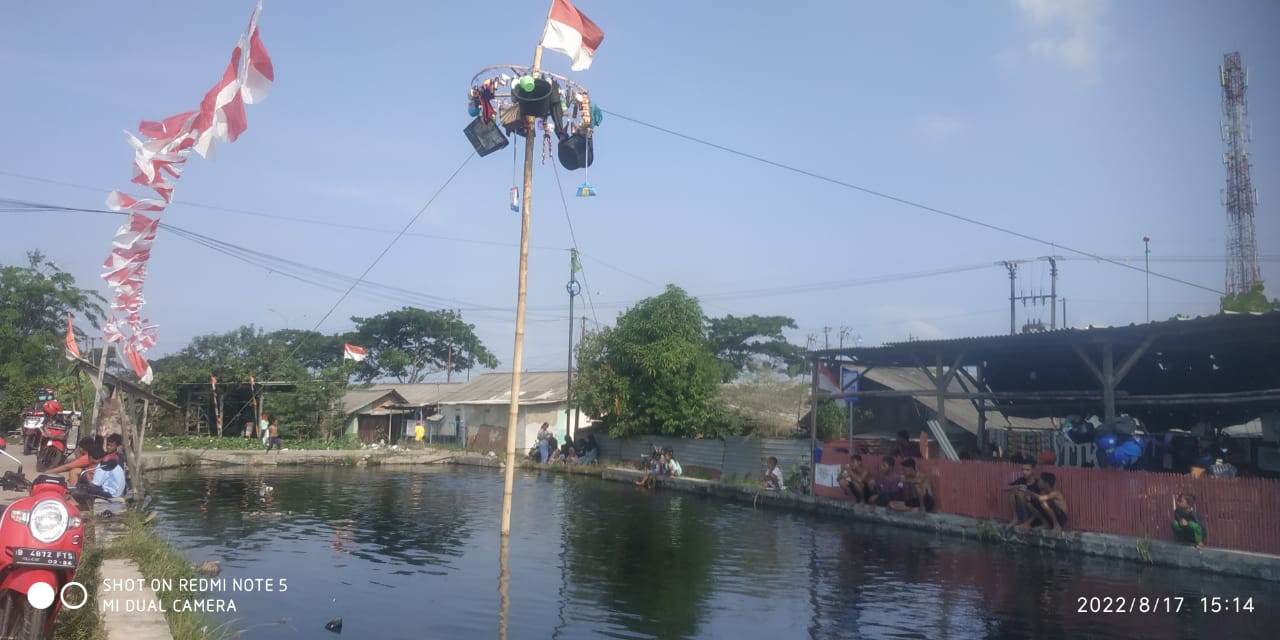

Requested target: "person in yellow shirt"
[{"left": 414, "top": 421, "right": 425, "bottom": 447}]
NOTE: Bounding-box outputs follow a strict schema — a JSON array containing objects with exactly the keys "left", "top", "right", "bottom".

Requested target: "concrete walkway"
[{"left": 98, "top": 559, "right": 172, "bottom": 640}]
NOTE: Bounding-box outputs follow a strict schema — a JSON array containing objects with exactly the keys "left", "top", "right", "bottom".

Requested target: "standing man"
[
  {"left": 243, "top": 420, "right": 255, "bottom": 439},
  {"left": 259, "top": 414, "right": 270, "bottom": 446},
  {"left": 265, "top": 419, "right": 282, "bottom": 453}
]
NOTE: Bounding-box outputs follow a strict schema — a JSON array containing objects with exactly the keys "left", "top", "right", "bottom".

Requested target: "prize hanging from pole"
[{"left": 464, "top": 64, "right": 601, "bottom": 207}]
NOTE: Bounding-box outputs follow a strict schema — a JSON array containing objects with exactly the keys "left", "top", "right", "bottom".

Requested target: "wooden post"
[
  {"left": 500, "top": 42, "right": 546, "bottom": 538},
  {"left": 1102, "top": 343, "right": 1116, "bottom": 423},
  {"left": 809, "top": 356, "right": 820, "bottom": 490},
  {"left": 90, "top": 342, "right": 109, "bottom": 436},
  {"left": 975, "top": 362, "right": 987, "bottom": 452},
  {"left": 134, "top": 398, "right": 150, "bottom": 497},
  {"left": 935, "top": 354, "right": 947, "bottom": 435}
]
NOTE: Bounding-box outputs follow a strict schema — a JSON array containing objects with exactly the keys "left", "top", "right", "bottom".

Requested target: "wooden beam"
[
  {"left": 1103, "top": 343, "right": 1115, "bottom": 422},
  {"left": 1072, "top": 344, "right": 1104, "bottom": 385},
  {"left": 1114, "top": 334, "right": 1157, "bottom": 385},
  {"left": 940, "top": 350, "right": 966, "bottom": 388}
]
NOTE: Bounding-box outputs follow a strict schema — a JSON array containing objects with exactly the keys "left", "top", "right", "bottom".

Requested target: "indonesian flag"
[
  {"left": 240, "top": 0, "right": 274, "bottom": 104},
  {"left": 65, "top": 313, "right": 82, "bottom": 361},
  {"left": 540, "top": 0, "right": 604, "bottom": 71},
  {"left": 124, "top": 344, "right": 154, "bottom": 385},
  {"left": 343, "top": 343, "right": 369, "bottom": 362}
]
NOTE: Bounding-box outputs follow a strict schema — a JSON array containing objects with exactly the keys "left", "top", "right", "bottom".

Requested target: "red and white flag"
[
  {"left": 540, "top": 0, "right": 604, "bottom": 71},
  {"left": 343, "top": 343, "right": 369, "bottom": 362},
  {"left": 124, "top": 344, "right": 153, "bottom": 385},
  {"left": 65, "top": 313, "right": 82, "bottom": 361}
]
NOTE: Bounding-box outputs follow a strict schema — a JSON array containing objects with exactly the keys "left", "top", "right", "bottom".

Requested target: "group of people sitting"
[
  {"left": 837, "top": 454, "right": 935, "bottom": 513},
  {"left": 634, "top": 446, "right": 682, "bottom": 489},
  {"left": 530, "top": 424, "right": 599, "bottom": 466},
  {"left": 47, "top": 433, "right": 129, "bottom": 509},
  {"left": 1004, "top": 459, "right": 1070, "bottom": 532}
]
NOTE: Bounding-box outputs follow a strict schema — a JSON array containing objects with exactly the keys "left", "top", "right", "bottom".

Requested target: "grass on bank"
[
  {"left": 52, "top": 546, "right": 103, "bottom": 640},
  {"left": 55, "top": 512, "right": 236, "bottom": 640}
]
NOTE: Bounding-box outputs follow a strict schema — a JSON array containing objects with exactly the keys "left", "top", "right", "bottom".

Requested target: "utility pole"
[
  {"left": 838, "top": 326, "right": 850, "bottom": 351},
  {"left": 446, "top": 309, "right": 455, "bottom": 383},
  {"left": 823, "top": 326, "right": 831, "bottom": 350},
  {"left": 1143, "top": 236, "right": 1151, "bottom": 323},
  {"left": 1062, "top": 298, "right": 1068, "bottom": 328},
  {"left": 565, "top": 249, "right": 580, "bottom": 442},
  {"left": 1002, "top": 261, "right": 1019, "bottom": 335},
  {"left": 1048, "top": 256, "right": 1058, "bottom": 330}
]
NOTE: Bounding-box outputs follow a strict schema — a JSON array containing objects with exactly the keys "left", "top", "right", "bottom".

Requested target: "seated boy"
[
  {"left": 890, "top": 458, "right": 934, "bottom": 513},
  {"left": 760, "top": 456, "right": 785, "bottom": 490},
  {"left": 1033, "top": 472, "right": 1070, "bottom": 531},
  {"left": 47, "top": 437, "right": 102, "bottom": 484},
  {"left": 1171, "top": 493, "right": 1206, "bottom": 549},
  {"left": 868, "top": 457, "right": 904, "bottom": 507},
  {"left": 838, "top": 455, "right": 869, "bottom": 503}
]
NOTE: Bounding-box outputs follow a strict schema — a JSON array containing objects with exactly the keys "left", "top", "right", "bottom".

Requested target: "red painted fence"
[{"left": 913, "top": 459, "right": 1280, "bottom": 555}]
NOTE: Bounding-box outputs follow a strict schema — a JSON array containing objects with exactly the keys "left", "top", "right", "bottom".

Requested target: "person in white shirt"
[{"left": 761, "top": 456, "right": 785, "bottom": 490}]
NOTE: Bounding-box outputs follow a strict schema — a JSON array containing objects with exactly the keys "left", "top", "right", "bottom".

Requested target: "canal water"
[{"left": 144, "top": 465, "right": 1275, "bottom": 639}]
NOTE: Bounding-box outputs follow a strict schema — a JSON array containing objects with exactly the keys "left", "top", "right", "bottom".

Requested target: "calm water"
[{"left": 143, "top": 466, "right": 1277, "bottom": 640}]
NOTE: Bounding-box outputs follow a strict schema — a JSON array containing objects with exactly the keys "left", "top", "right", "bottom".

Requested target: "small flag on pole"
[
  {"left": 571, "top": 249, "right": 581, "bottom": 274},
  {"left": 540, "top": 0, "right": 604, "bottom": 71},
  {"left": 65, "top": 313, "right": 82, "bottom": 361},
  {"left": 343, "top": 343, "right": 369, "bottom": 362}
]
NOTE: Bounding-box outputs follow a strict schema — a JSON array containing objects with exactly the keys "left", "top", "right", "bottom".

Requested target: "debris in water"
[{"left": 325, "top": 618, "right": 343, "bottom": 634}]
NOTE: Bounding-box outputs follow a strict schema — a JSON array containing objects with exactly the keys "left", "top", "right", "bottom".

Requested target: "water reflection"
[{"left": 147, "top": 467, "right": 1278, "bottom": 640}]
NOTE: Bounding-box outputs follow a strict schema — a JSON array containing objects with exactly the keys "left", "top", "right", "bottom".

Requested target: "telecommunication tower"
[{"left": 1220, "top": 52, "right": 1262, "bottom": 294}]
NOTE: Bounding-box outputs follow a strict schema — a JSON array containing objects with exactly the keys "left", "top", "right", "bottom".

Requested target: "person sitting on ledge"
[
  {"left": 1033, "top": 472, "right": 1070, "bottom": 532},
  {"left": 1004, "top": 460, "right": 1047, "bottom": 531},
  {"left": 838, "top": 455, "right": 870, "bottom": 503},
  {"left": 1171, "top": 493, "right": 1206, "bottom": 549},
  {"left": 868, "top": 456, "right": 904, "bottom": 507},
  {"left": 760, "top": 456, "right": 785, "bottom": 490},
  {"left": 890, "top": 458, "right": 934, "bottom": 513}
]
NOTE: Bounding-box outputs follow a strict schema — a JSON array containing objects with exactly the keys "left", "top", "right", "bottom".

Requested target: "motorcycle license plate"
[{"left": 12, "top": 547, "right": 77, "bottom": 569}]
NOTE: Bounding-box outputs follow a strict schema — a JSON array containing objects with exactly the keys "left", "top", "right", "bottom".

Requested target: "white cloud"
[
  {"left": 1010, "top": 0, "right": 1110, "bottom": 76},
  {"left": 912, "top": 115, "right": 968, "bottom": 140}
]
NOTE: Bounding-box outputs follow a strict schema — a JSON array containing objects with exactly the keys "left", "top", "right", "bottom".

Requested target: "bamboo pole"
[{"left": 500, "top": 41, "right": 546, "bottom": 538}]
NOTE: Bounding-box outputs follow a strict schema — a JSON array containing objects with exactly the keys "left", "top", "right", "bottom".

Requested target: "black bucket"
[
  {"left": 514, "top": 79, "right": 554, "bottom": 118},
  {"left": 463, "top": 116, "right": 509, "bottom": 157},
  {"left": 558, "top": 131, "right": 594, "bottom": 171}
]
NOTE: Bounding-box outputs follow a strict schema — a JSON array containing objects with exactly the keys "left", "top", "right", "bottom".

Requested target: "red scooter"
[
  {"left": 34, "top": 402, "right": 69, "bottom": 473},
  {"left": 20, "top": 390, "right": 54, "bottom": 457},
  {"left": 0, "top": 448, "right": 84, "bottom": 639}
]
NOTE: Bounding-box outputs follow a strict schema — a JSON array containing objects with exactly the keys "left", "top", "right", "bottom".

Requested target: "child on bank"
[{"left": 1171, "top": 493, "right": 1206, "bottom": 549}]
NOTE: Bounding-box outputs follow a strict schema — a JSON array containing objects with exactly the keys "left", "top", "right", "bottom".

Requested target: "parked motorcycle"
[
  {"left": 20, "top": 390, "right": 55, "bottom": 457},
  {"left": 0, "top": 448, "right": 83, "bottom": 639},
  {"left": 34, "top": 402, "right": 69, "bottom": 473}
]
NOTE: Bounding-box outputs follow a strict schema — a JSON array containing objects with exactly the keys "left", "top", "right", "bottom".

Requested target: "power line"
[
  {"left": 549, "top": 159, "right": 600, "bottom": 330},
  {"left": 0, "top": 169, "right": 565, "bottom": 252},
  {"left": 601, "top": 110, "right": 1229, "bottom": 296}
]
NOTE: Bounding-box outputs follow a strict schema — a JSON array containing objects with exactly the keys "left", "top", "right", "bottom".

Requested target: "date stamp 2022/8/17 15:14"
[{"left": 1076, "top": 596, "right": 1256, "bottom": 615}]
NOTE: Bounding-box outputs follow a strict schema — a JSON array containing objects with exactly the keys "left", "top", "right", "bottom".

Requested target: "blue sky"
[{"left": 2, "top": 0, "right": 1278, "bottom": 377}]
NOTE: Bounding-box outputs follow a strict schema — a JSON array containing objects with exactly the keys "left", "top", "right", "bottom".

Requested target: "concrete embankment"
[
  {"left": 143, "top": 447, "right": 502, "bottom": 471},
  {"left": 589, "top": 467, "right": 1280, "bottom": 583},
  {"left": 138, "top": 450, "right": 1280, "bottom": 583}
]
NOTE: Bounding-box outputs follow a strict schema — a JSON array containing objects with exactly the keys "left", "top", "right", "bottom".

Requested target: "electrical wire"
[
  {"left": 601, "top": 109, "right": 1229, "bottom": 296},
  {"left": 0, "top": 169, "right": 564, "bottom": 252},
  {"left": 549, "top": 159, "right": 600, "bottom": 330}
]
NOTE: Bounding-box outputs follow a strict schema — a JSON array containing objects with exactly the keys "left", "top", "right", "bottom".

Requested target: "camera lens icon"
[{"left": 26, "top": 581, "right": 88, "bottom": 610}]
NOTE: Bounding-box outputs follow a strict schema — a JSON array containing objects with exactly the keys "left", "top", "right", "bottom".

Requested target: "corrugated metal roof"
[
  {"left": 438, "top": 371, "right": 568, "bottom": 406},
  {"left": 393, "top": 382, "right": 468, "bottom": 406},
  {"left": 861, "top": 367, "right": 1056, "bottom": 433},
  {"left": 340, "top": 388, "right": 405, "bottom": 414}
]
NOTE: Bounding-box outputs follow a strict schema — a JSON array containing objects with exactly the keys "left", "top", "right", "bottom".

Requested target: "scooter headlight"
[{"left": 29, "top": 499, "right": 69, "bottom": 543}]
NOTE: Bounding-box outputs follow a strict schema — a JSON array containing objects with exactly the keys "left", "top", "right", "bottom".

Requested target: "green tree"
[
  {"left": 1220, "top": 283, "right": 1280, "bottom": 313},
  {"left": 705, "top": 314, "right": 805, "bottom": 381},
  {"left": 351, "top": 307, "right": 498, "bottom": 384},
  {"left": 816, "top": 401, "right": 874, "bottom": 442},
  {"left": 149, "top": 325, "right": 345, "bottom": 434},
  {"left": 0, "top": 251, "right": 106, "bottom": 428},
  {"left": 574, "top": 285, "right": 727, "bottom": 438}
]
